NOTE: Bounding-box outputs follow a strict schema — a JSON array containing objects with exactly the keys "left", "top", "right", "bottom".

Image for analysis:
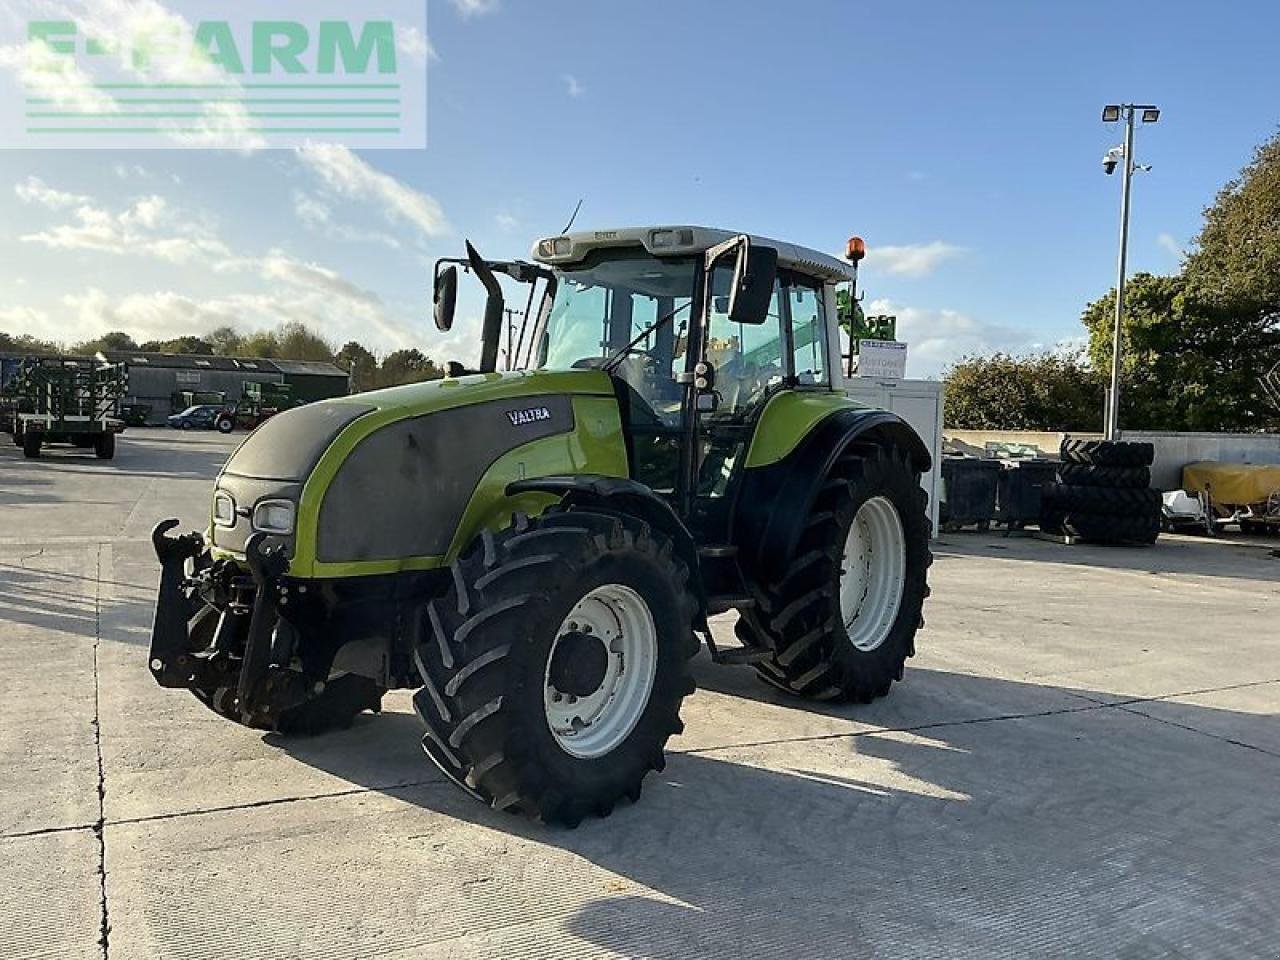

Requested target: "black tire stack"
[{"left": 1041, "top": 439, "right": 1160, "bottom": 545}]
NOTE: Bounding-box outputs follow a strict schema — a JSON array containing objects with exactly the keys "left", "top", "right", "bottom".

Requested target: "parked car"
[{"left": 167, "top": 404, "right": 223, "bottom": 430}]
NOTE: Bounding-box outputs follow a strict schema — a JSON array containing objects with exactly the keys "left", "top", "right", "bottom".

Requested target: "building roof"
[
  {"left": 98, "top": 351, "right": 347, "bottom": 377},
  {"left": 268, "top": 359, "right": 350, "bottom": 377}
]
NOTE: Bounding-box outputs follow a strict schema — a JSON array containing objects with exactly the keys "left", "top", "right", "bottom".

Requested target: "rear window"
[{"left": 223, "top": 402, "right": 375, "bottom": 481}]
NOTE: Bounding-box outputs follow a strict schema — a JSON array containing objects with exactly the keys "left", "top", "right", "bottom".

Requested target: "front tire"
[
  {"left": 739, "top": 446, "right": 931, "bottom": 702},
  {"left": 22, "top": 432, "right": 41, "bottom": 458},
  {"left": 413, "top": 507, "right": 699, "bottom": 826},
  {"left": 216, "top": 415, "right": 235, "bottom": 434},
  {"left": 94, "top": 432, "right": 115, "bottom": 459}
]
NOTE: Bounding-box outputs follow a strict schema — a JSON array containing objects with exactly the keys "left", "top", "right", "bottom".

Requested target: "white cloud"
[
  {"left": 296, "top": 144, "right": 449, "bottom": 241},
  {"left": 292, "top": 189, "right": 403, "bottom": 250},
  {"left": 15, "top": 176, "right": 89, "bottom": 210},
  {"left": 0, "top": 305, "right": 49, "bottom": 329},
  {"left": 397, "top": 25, "right": 437, "bottom": 63},
  {"left": 450, "top": 0, "right": 499, "bottom": 17},
  {"left": 563, "top": 74, "right": 585, "bottom": 98},
  {"left": 495, "top": 212, "right": 519, "bottom": 231},
  {"left": 20, "top": 189, "right": 229, "bottom": 264},
  {"left": 862, "top": 241, "right": 965, "bottom": 278},
  {"left": 865, "top": 297, "right": 1035, "bottom": 379},
  {"left": 258, "top": 252, "right": 382, "bottom": 309},
  {"left": 57, "top": 278, "right": 420, "bottom": 354},
  {"left": 1157, "top": 232, "right": 1185, "bottom": 260}
]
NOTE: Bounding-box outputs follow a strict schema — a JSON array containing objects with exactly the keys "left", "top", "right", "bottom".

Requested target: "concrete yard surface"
[{"left": 2, "top": 428, "right": 1278, "bottom": 959}]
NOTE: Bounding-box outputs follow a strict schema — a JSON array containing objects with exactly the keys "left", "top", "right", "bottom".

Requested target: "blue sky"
[{"left": 1, "top": 0, "right": 1278, "bottom": 377}]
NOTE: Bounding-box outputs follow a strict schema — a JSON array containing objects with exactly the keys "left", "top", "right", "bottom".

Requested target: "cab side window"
[
  {"left": 704, "top": 264, "right": 785, "bottom": 418},
  {"left": 787, "top": 278, "right": 829, "bottom": 386}
]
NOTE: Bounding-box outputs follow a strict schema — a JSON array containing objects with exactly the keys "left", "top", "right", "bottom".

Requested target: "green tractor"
[{"left": 150, "top": 227, "right": 932, "bottom": 825}]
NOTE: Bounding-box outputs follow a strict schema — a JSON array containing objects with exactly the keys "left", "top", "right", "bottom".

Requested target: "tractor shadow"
[{"left": 276, "top": 668, "right": 1280, "bottom": 957}]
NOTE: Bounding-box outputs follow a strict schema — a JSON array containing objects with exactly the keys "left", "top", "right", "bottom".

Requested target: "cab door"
[{"left": 688, "top": 267, "right": 833, "bottom": 543}]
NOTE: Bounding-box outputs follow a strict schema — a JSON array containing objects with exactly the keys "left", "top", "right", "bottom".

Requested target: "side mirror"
[
  {"left": 433, "top": 264, "right": 458, "bottom": 332},
  {"left": 727, "top": 244, "right": 778, "bottom": 326}
]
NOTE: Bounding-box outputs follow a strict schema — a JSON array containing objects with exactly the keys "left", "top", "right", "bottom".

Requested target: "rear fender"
[{"left": 735, "top": 409, "right": 930, "bottom": 581}]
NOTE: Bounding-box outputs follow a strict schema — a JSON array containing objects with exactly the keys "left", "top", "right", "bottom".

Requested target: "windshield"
[
  {"left": 535, "top": 250, "right": 695, "bottom": 426},
  {"left": 537, "top": 251, "right": 696, "bottom": 371}
]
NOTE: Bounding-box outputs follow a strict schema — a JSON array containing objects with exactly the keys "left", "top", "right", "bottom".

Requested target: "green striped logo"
[{"left": 5, "top": 3, "right": 427, "bottom": 149}]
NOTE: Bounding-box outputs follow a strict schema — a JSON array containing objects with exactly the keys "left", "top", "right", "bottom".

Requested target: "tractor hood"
[{"left": 210, "top": 369, "right": 625, "bottom": 577}]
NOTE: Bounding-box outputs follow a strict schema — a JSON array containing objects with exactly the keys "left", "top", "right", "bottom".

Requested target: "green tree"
[
  {"left": 1079, "top": 130, "right": 1280, "bottom": 432},
  {"left": 139, "top": 335, "right": 215, "bottom": 355},
  {"left": 1185, "top": 131, "right": 1280, "bottom": 318},
  {"left": 73, "top": 330, "right": 139, "bottom": 354},
  {"left": 206, "top": 325, "right": 244, "bottom": 356},
  {"left": 0, "top": 332, "right": 59, "bottom": 355},
  {"left": 274, "top": 321, "right": 334, "bottom": 361},
  {"left": 943, "top": 352, "right": 1103, "bottom": 431},
  {"left": 238, "top": 330, "right": 281, "bottom": 358},
  {"left": 379, "top": 348, "right": 441, "bottom": 386},
  {"left": 334, "top": 340, "right": 378, "bottom": 391}
]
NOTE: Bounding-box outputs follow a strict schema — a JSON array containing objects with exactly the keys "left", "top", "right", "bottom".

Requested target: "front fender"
[{"left": 506, "top": 474, "right": 708, "bottom": 626}]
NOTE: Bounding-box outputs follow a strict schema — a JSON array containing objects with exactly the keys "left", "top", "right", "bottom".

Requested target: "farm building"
[{"left": 96, "top": 351, "right": 350, "bottom": 422}]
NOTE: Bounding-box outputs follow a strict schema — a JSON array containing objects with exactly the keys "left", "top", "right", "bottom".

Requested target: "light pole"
[{"left": 1101, "top": 103, "right": 1160, "bottom": 440}]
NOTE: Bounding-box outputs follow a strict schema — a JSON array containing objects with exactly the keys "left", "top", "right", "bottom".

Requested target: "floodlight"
[
  {"left": 1141, "top": 108, "right": 1160, "bottom": 123},
  {"left": 1102, "top": 105, "right": 1121, "bottom": 122}
]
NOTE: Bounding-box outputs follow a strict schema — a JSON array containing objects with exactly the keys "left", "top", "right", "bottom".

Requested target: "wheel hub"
[
  {"left": 548, "top": 630, "right": 609, "bottom": 697},
  {"left": 543, "top": 583, "right": 659, "bottom": 759},
  {"left": 838, "top": 495, "right": 907, "bottom": 652}
]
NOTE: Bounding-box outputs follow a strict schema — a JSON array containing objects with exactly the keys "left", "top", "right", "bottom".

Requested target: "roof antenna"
[{"left": 560, "top": 198, "right": 583, "bottom": 235}]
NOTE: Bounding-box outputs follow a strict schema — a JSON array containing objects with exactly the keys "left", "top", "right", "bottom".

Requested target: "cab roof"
[{"left": 530, "top": 225, "right": 857, "bottom": 283}]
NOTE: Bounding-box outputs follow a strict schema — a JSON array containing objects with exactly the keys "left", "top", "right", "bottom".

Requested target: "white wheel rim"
[
  {"left": 543, "top": 583, "right": 658, "bottom": 759},
  {"left": 839, "top": 496, "right": 907, "bottom": 652}
]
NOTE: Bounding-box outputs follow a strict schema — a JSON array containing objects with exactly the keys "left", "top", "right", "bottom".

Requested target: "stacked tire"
[{"left": 1041, "top": 439, "right": 1160, "bottom": 544}]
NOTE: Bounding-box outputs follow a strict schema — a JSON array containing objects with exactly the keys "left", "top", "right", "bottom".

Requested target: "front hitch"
[
  {"left": 148, "top": 518, "right": 205, "bottom": 686},
  {"left": 235, "top": 532, "right": 295, "bottom": 724}
]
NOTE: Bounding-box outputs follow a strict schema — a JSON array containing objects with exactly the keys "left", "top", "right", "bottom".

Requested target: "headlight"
[
  {"left": 252, "top": 499, "right": 295, "bottom": 535},
  {"left": 212, "top": 491, "right": 236, "bottom": 527}
]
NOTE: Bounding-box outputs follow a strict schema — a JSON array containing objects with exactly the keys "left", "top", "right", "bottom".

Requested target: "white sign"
[{"left": 857, "top": 339, "right": 907, "bottom": 379}]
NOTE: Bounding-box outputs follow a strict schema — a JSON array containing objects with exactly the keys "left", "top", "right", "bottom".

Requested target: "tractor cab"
[{"left": 433, "top": 226, "right": 856, "bottom": 543}]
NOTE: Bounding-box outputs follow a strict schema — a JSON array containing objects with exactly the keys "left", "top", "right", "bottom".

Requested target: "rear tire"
[
  {"left": 738, "top": 446, "right": 931, "bottom": 702},
  {"left": 94, "top": 432, "right": 115, "bottom": 459},
  {"left": 413, "top": 507, "right": 699, "bottom": 826},
  {"left": 1043, "top": 482, "right": 1160, "bottom": 516},
  {"left": 1055, "top": 463, "right": 1150, "bottom": 489},
  {"left": 1060, "top": 439, "right": 1154, "bottom": 468},
  {"left": 1040, "top": 509, "right": 1159, "bottom": 544},
  {"left": 22, "top": 432, "right": 41, "bottom": 458}
]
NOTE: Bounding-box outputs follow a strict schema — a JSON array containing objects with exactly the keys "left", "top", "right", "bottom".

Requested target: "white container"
[{"left": 841, "top": 376, "right": 944, "bottom": 536}]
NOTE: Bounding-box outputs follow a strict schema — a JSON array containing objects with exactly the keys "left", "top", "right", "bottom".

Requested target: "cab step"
[
  {"left": 706, "top": 594, "right": 755, "bottom": 615},
  {"left": 698, "top": 544, "right": 739, "bottom": 558}
]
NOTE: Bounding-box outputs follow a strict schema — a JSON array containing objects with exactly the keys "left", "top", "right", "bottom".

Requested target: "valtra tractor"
[{"left": 149, "top": 226, "right": 932, "bottom": 825}]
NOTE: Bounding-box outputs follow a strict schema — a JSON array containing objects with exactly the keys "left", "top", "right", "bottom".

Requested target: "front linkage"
[{"left": 149, "top": 520, "right": 376, "bottom": 731}]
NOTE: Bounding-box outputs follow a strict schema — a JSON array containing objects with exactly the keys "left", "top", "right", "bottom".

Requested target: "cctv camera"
[{"left": 1102, "top": 146, "right": 1125, "bottom": 176}]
